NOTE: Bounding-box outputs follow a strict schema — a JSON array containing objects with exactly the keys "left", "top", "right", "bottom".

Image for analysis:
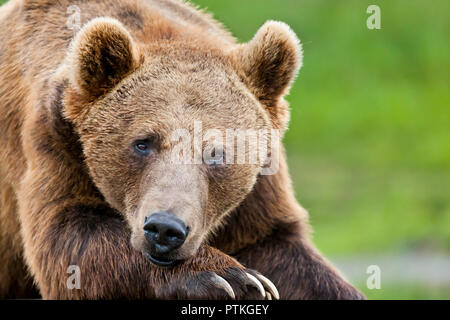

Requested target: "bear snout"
[{"left": 143, "top": 212, "right": 189, "bottom": 266}]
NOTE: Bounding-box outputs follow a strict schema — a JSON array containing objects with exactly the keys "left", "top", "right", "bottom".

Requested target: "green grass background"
[
  {"left": 190, "top": 0, "right": 450, "bottom": 299},
  {"left": 1, "top": 0, "right": 448, "bottom": 299}
]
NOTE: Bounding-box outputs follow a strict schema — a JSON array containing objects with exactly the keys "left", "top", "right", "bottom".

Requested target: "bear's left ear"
[
  {"left": 66, "top": 17, "right": 141, "bottom": 100},
  {"left": 232, "top": 21, "right": 302, "bottom": 128}
]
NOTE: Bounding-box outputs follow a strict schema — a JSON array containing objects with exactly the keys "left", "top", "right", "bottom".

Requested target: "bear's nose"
[{"left": 144, "top": 212, "right": 188, "bottom": 254}]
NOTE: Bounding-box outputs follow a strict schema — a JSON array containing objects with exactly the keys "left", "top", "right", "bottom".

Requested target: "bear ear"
[
  {"left": 233, "top": 21, "right": 302, "bottom": 128},
  {"left": 67, "top": 17, "right": 141, "bottom": 99}
]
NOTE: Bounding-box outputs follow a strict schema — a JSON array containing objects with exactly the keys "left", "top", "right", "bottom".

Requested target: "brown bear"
[{"left": 0, "top": 0, "right": 364, "bottom": 299}]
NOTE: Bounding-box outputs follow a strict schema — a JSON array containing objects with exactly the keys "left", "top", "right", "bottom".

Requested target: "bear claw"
[
  {"left": 210, "top": 273, "right": 236, "bottom": 299},
  {"left": 254, "top": 273, "right": 280, "bottom": 300},
  {"left": 245, "top": 273, "right": 266, "bottom": 298}
]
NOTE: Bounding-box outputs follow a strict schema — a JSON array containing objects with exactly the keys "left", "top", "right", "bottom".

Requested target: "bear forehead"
[{"left": 90, "top": 55, "right": 270, "bottom": 131}]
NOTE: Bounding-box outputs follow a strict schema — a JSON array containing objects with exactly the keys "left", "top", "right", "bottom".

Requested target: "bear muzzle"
[{"left": 143, "top": 212, "right": 190, "bottom": 267}]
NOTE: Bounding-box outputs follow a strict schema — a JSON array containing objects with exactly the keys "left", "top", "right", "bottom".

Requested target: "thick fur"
[{"left": 0, "top": 0, "right": 364, "bottom": 299}]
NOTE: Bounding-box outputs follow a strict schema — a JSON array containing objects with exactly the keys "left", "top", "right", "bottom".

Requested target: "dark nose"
[{"left": 144, "top": 212, "right": 188, "bottom": 254}]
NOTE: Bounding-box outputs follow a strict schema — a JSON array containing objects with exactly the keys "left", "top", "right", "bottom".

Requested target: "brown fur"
[{"left": 0, "top": 0, "right": 364, "bottom": 299}]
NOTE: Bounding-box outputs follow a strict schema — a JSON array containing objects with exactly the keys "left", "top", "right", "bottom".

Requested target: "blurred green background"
[
  {"left": 191, "top": 0, "right": 450, "bottom": 299},
  {"left": 1, "top": 0, "right": 448, "bottom": 299}
]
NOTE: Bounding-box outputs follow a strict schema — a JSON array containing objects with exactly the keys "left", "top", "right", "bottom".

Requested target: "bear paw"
[{"left": 167, "top": 267, "right": 279, "bottom": 300}]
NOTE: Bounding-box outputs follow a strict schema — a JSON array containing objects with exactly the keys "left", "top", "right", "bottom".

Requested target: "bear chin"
[{"left": 145, "top": 253, "right": 180, "bottom": 267}]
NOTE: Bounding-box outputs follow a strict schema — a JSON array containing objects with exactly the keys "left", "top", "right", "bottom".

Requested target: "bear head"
[{"left": 62, "top": 17, "right": 302, "bottom": 266}]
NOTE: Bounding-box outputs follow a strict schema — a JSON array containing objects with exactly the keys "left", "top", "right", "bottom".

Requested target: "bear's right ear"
[{"left": 67, "top": 17, "right": 141, "bottom": 100}]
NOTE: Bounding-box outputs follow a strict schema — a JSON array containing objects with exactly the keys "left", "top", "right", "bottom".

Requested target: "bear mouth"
[{"left": 146, "top": 253, "right": 179, "bottom": 267}]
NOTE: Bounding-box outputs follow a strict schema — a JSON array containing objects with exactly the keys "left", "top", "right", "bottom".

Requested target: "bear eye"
[
  {"left": 204, "top": 146, "right": 225, "bottom": 167},
  {"left": 134, "top": 139, "right": 152, "bottom": 156}
]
